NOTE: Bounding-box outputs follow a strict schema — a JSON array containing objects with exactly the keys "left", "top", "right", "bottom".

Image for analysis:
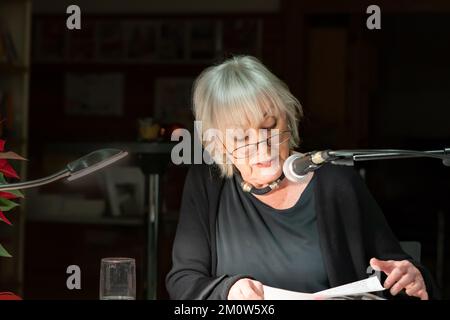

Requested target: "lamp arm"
[{"left": 0, "top": 169, "right": 70, "bottom": 191}]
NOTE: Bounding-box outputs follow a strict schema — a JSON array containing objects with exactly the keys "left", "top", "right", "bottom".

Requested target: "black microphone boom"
[{"left": 283, "top": 148, "right": 450, "bottom": 182}]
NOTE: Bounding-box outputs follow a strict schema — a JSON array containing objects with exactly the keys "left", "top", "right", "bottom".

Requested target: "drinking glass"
[{"left": 99, "top": 257, "right": 136, "bottom": 300}]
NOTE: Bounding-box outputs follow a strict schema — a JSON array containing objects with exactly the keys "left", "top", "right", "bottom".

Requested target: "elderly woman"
[{"left": 166, "top": 56, "right": 437, "bottom": 300}]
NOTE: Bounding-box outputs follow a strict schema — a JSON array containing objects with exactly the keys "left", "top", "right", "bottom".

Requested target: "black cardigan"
[{"left": 166, "top": 162, "right": 439, "bottom": 300}]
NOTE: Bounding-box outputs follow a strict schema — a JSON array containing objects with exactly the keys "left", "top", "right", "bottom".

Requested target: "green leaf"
[
  {"left": 0, "top": 243, "right": 12, "bottom": 258},
  {"left": 0, "top": 189, "right": 24, "bottom": 199},
  {"left": 0, "top": 173, "right": 24, "bottom": 196},
  {"left": 0, "top": 197, "right": 19, "bottom": 212},
  {"left": 0, "top": 173, "right": 23, "bottom": 196},
  {"left": 0, "top": 151, "right": 27, "bottom": 161},
  {"left": 9, "top": 189, "right": 24, "bottom": 198}
]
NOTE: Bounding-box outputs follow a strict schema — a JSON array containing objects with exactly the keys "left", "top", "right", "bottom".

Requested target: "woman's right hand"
[{"left": 227, "top": 278, "right": 264, "bottom": 300}]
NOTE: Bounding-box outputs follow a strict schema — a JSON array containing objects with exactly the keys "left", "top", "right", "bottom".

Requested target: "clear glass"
[
  {"left": 231, "top": 130, "right": 291, "bottom": 159},
  {"left": 100, "top": 257, "right": 136, "bottom": 300}
]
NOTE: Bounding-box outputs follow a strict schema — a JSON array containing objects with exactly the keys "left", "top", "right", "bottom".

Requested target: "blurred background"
[{"left": 0, "top": 0, "right": 449, "bottom": 299}]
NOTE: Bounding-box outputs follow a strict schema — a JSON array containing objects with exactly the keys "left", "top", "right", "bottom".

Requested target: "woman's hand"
[
  {"left": 228, "top": 278, "right": 264, "bottom": 300},
  {"left": 370, "top": 258, "right": 428, "bottom": 300}
]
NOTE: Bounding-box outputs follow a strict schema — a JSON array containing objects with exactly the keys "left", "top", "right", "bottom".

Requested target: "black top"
[
  {"left": 216, "top": 173, "right": 329, "bottom": 293},
  {"left": 166, "top": 163, "right": 439, "bottom": 300}
]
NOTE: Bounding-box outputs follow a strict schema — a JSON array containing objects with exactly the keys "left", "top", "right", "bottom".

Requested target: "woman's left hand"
[{"left": 370, "top": 257, "right": 428, "bottom": 300}]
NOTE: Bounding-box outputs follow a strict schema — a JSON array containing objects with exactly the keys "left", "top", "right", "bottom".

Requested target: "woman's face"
[{"left": 222, "top": 114, "right": 291, "bottom": 188}]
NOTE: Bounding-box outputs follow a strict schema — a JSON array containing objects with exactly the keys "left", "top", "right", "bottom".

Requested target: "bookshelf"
[{"left": 0, "top": 0, "right": 32, "bottom": 295}]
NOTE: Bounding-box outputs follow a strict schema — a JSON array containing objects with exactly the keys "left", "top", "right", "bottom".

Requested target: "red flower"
[
  {"left": 0, "top": 292, "right": 22, "bottom": 300},
  {"left": 0, "top": 211, "right": 12, "bottom": 225},
  {"left": 0, "top": 139, "right": 20, "bottom": 179},
  {"left": 0, "top": 159, "right": 19, "bottom": 179},
  {"left": 0, "top": 191, "right": 20, "bottom": 199},
  {"left": 0, "top": 138, "right": 25, "bottom": 257}
]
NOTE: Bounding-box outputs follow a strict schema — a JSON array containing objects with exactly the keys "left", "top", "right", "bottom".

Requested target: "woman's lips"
[{"left": 254, "top": 159, "right": 273, "bottom": 168}]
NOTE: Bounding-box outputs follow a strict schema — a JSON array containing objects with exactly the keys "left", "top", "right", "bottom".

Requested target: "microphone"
[
  {"left": 283, "top": 147, "right": 450, "bottom": 182},
  {"left": 283, "top": 150, "right": 332, "bottom": 182}
]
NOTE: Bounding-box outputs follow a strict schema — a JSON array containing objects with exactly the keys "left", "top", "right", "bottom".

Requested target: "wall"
[{"left": 33, "top": 0, "right": 280, "bottom": 14}]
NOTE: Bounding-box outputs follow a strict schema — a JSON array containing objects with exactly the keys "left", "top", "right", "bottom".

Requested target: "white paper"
[
  {"left": 263, "top": 276, "right": 385, "bottom": 300},
  {"left": 263, "top": 286, "right": 315, "bottom": 300}
]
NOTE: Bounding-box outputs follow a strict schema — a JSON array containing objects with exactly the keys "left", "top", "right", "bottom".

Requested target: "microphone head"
[{"left": 283, "top": 152, "right": 309, "bottom": 182}]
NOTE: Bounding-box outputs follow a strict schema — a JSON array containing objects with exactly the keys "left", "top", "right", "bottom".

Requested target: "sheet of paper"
[
  {"left": 263, "top": 285, "right": 315, "bottom": 300},
  {"left": 314, "top": 276, "right": 385, "bottom": 298},
  {"left": 263, "top": 276, "right": 385, "bottom": 300}
]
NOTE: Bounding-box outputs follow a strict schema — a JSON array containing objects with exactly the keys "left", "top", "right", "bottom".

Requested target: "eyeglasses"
[{"left": 222, "top": 130, "right": 291, "bottom": 159}]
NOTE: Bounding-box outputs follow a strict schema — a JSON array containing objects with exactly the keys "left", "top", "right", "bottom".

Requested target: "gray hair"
[{"left": 192, "top": 55, "right": 303, "bottom": 177}]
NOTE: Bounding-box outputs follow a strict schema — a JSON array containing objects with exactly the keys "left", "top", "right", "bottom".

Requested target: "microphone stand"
[
  {"left": 323, "top": 146, "right": 449, "bottom": 288},
  {"left": 284, "top": 147, "right": 450, "bottom": 183},
  {"left": 322, "top": 147, "right": 450, "bottom": 167}
]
